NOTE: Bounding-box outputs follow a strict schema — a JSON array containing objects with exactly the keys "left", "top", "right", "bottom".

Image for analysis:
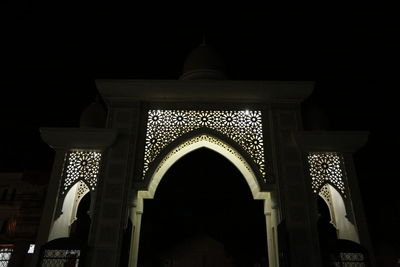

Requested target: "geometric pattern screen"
[
  {"left": 0, "top": 246, "right": 13, "bottom": 267},
  {"left": 63, "top": 150, "right": 101, "bottom": 195},
  {"left": 308, "top": 152, "right": 346, "bottom": 197},
  {"left": 143, "top": 110, "right": 266, "bottom": 179}
]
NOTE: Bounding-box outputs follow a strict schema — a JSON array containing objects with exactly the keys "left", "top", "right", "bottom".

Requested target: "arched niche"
[
  {"left": 48, "top": 181, "right": 90, "bottom": 241},
  {"left": 318, "top": 183, "right": 359, "bottom": 243}
]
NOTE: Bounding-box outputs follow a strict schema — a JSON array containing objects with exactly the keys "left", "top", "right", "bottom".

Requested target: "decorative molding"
[
  {"left": 96, "top": 80, "right": 314, "bottom": 103},
  {"left": 294, "top": 131, "right": 369, "bottom": 153},
  {"left": 40, "top": 128, "right": 117, "bottom": 150}
]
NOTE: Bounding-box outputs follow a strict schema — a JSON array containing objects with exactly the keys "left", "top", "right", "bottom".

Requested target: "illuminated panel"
[
  {"left": 308, "top": 152, "right": 346, "bottom": 197},
  {"left": 143, "top": 110, "right": 265, "bottom": 179},
  {"left": 63, "top": 150, "right": 101, "bottom": 194}
]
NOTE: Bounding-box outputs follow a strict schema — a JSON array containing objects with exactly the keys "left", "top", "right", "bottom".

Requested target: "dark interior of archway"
[
  {"left": 317, "top": 196, "right": 338, "bottom": 265},
  {"left": 138, "top": 148, "right": 268, "bottom": 267},
  {"left": 70, "top": 192, "right": 91, "bottom": 243}
]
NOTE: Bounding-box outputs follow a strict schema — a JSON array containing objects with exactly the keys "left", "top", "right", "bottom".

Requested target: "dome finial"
[
  {"left": 179, "top": 39, "right": 227, "bottom": 80},
  {"left": 79, "top": 94, "right": 107, "bottom": 128}
]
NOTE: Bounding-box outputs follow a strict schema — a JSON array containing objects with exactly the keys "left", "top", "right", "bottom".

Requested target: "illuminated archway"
[
  {"left": 48, "top": 181, "right": 90, "bottom": 241},
  {"left": 129, "top": 134, "right": 278, "bottom": 267},
  {"left": 318, "top": 184, "right": 359, "bottom": 242}
]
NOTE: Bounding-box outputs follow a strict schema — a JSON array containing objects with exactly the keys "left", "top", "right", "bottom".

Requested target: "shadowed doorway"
[{"left": 138, "top": 148, "right": 268, "bottom": 267}]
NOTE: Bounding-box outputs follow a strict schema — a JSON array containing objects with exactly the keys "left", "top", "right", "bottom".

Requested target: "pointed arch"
[
  {"left": 48, "top": 181, "right": 90, "bottom": 241},
  {"left": 130, "top": 130, "right": 279, "bottom": 267},
  {"left": 318, "top": 183, "right": 359, "bottom": 243},
  {"left": 139, "top": 131, "right": 268, "bottom": 200}
]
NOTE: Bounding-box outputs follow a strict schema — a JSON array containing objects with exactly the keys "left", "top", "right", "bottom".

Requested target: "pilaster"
[
  {"left": 272, "top": 107, "right": 321, "bottom": 267},
  {"left": 87, "top": 104, "right": 141, "bottom": 267},
  {"left": 31, "top": 128, "right": 116, "bottom": 267},
  {"left": 294, "top": 131, "right": 376, "bottom": 267}
]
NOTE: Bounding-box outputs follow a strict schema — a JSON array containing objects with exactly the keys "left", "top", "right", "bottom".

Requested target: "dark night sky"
[{"left": 1, "top": 3, "right": 399, "bottom": 263}]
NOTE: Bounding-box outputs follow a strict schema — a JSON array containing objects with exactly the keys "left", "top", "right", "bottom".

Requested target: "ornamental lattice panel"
[
  {"left": 308, "top": 152, "right": 346, "bottom": 197},
  {"left": 143, "top": 110, "right": 266, "bottom": 180},
  {"left": 63, "top": 150, "right": 102, "bottom": 194}
]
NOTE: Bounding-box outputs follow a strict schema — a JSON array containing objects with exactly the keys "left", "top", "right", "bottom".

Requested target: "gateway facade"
[{"left": 31, "top": 45, "right": 374, "bottom": 267}]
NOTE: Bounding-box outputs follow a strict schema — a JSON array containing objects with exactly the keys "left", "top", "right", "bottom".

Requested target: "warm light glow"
[{"left": 143, "top": 110, "right": 266, "bottom": 179}]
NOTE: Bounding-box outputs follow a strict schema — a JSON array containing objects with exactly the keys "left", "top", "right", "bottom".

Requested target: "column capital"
[
  {"left": 293, "top": 131, "right": 369, "bottom": 153},
  {"left": 40, "top": 127, "right": 117, "bottom": 150}
]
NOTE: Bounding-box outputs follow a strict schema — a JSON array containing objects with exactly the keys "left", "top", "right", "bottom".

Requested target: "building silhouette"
[
  {"left": 1, "top": 43, "right": 375, "bottom": 267},
  {"left": 0, "top": 172, "right": 48, "bottom": 266}
]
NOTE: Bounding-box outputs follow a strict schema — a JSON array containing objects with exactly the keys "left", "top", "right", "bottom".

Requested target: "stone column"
[
  {"left": 128, "top": 197, "right": 143, "bottom": 267},
  {"left": 264, "top": 197, "right": 278, "bottom": 267},
  {"left": 272, "top": 108, "right": 321, "bottom": 267},
  {"left": 86, "top": 106, "right": 140, "bottom": 267},
  {"left": 30, "top": 148, "right": 66, "bottom": 266},
  {"left": 343, "top": 153, "right": 376, "bottom": 266},
  {"left": 31, "top": 128, "right": 116, "bottom": 267}
]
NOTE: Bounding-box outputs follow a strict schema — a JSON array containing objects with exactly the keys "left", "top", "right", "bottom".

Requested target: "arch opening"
[
  {"left": 69, "top": 193, "right": 91, "bottom": 242},
  {"left": 48, "top": 181, "right": 91, "bottom": 241},
  {"left": 139, "top": 148, "right": 268, "bottom": 266},
  {"left": 318, "top": 184, "right": 359, "bottom": 243},
  {"left": 130, "top": 134, "right": 279, "bottom": 267}
]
